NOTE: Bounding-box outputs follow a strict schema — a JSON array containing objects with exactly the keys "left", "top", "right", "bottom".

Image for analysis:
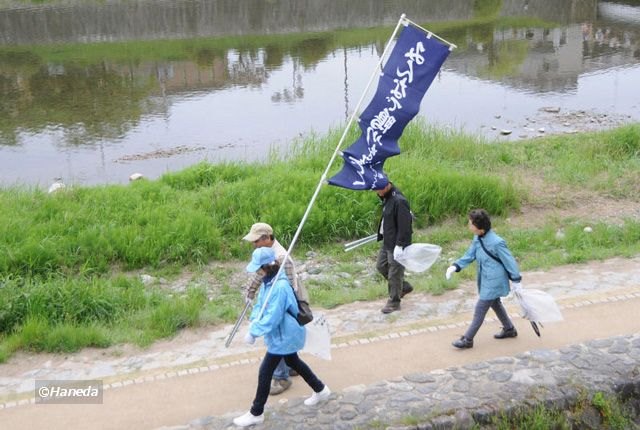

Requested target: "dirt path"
[{"left": 1, "top": 280, "right": 639, "bottom": 430}]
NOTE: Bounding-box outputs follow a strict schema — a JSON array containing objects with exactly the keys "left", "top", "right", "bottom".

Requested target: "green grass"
[
  {"left": 488, "top": 391, "right": 634, "bottom": 430},
  {"left": 591, "top": 391, "right": 633, "bottom": 430},
  {"left": 493, "top": 405, "right": 569, "bottom": 430},
  {"left": 0, "top": 122, "right": 639, "bottom": 361},
  {"left": 0, "top": 275, "right": 226, "bottom": 358},
  {"left": 0, "top": 121, "right": 527, "bottom": 278}
]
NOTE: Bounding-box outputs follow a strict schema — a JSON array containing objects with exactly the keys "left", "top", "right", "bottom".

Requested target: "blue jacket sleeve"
[
  {"left": 249, "top": 281, "right": 288, "bottom": 338},
  {"left": 495, "top": 241, "right": 522, "bottom": 282},
  {"left": 249, "top": 282, "right": 265, "bottom": 322},
  {"left": 454, "top": 238, "right": 478, "bottom": 271}
]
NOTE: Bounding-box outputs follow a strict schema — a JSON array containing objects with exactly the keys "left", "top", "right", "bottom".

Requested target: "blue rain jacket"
[
  {"left": 453, "top": 230, "right": 522, "bottom": 300},
  {"left": 249, "top": 274, "right": 305, "bottom": 354}
]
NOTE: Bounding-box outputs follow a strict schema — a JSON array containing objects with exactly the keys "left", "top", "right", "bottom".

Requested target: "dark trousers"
[
  {"left": 376, "top": 247, "right": 406, "bottom": 303},
  {"left": 250, "top": 351, "right": 324, "bottom": 416},
  {"left": 464, "top": 297, "right": 514, "bottom": 340}
]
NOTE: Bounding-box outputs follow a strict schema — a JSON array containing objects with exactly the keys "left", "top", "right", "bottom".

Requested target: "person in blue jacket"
[
  {"left": 445, "top": 209, "right": 522, "bottom": 349},
  {"left": 233, "top": 247, "right": 331, "bottom": 427}
]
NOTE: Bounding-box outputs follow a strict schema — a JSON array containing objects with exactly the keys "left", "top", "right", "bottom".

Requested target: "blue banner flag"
[{"left": 328, "top": 23, "right": 451, "bottom": 190}]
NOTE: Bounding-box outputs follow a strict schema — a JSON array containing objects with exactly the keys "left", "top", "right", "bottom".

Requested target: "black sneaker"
[
  {"left": 494, "top": 327, "right": 518, "bottom": 339},
  {"left": 400, "top": 282, "right": 413, "bottom": 298},
  {"left": 381, "top": 300, "right": 401, "bottom": 314},
  {"left": 452, "top": 336, "right": 473, "bottom": 349}
]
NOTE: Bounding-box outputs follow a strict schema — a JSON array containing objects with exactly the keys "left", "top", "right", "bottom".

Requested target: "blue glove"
[{"left": 244, "top": 332, "right": 256, "bottom": 345}]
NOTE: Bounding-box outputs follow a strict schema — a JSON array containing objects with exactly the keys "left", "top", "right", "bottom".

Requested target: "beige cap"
[{"left": 242, "top": 222, "right": 273, "bottom": 242}]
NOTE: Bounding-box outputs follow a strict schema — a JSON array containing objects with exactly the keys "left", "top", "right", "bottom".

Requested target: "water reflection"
[{"left": 0, "top": 0, "right": 638, "bottom": 186}]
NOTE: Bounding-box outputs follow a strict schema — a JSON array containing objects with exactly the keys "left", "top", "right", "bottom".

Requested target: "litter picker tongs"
[{"left": 344, "top": 234, "right": 377, "bottom": 252}]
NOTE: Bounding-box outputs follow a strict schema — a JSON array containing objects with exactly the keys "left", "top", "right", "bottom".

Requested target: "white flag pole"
[
  {"left": 403, "top": 16, "right": 458, "bottom": 50},
  {"left": 251, "top": 15, "right": 409, "bottom": 325}
]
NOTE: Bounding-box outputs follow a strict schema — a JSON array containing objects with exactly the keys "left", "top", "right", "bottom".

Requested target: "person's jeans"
[
  {"left": 250, "top": 352, "right": 325, "bottom": 416},
  {"left": 272, "top": 358, "right": 289, "bottom": 380},
  {"left": 464, "top": 297, "right": 514, "bottom": 340},
  {"left": 376, "top": 247, "right": 405, "bottom": 302}
]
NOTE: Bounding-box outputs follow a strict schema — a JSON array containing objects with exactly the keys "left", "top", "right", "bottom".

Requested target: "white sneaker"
[
  {"left": 304, "top": 385, "right": 331, "bottom": 406},
  {"left": 232, "top": 411, "right": 264, "bottom": 427}
]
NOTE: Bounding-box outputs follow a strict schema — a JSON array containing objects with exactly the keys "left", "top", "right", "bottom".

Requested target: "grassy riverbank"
[{"left": 0, "top": 122, "right": 638, "bottom": 362}]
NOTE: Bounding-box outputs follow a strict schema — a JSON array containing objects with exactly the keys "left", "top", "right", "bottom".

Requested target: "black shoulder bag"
[{"left": 287, "top": 284, "right": 313, "bottom": 326}]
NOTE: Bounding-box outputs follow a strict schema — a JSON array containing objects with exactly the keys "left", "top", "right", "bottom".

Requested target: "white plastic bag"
[
  {"left": 395, "top": 243, "right": 442, "bottom": 272},
  {"left": 301, "top": 313, "right": 331, "bottom": 360},
  {"left": 513, "top": 288, "right": 563, "bottom": 322}
]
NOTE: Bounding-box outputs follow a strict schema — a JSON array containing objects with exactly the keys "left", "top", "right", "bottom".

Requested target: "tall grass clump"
[
  {"left": 0, "top": 274, "right": 214, "bottom": 361},
  {"left": 131, "top": 287, "right": 207, "bottom": 346},
  {"left": 0, "top": 275, "right": 148, "bottom": 334},
  {"left": 601, "top": 123, "right": 640, "bottom": 159},
  {"left": 591, "top": 391, "right": 632, "bottom": 430},
  {"left": 17, "top": 316, "right": 112, "bottom": 353},
  {"left": 0, "top": 181, "right": 224, "bottom": 277}
]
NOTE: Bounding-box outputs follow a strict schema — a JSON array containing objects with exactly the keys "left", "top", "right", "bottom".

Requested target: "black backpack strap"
[{"left": 478, "top": 237, "right": 516, "bottom": 281}]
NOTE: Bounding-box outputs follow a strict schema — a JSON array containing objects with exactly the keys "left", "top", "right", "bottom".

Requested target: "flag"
[{"left": 328, "top": 23, "right": 452, "bottom": 190}]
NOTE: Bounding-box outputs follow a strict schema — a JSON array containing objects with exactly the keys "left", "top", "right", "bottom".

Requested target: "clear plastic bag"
[
  {"left": 513, "top": 288, "right": 563, "bottom": 322},
  {"left": 301, "top": 313, "right": 331, "bottom": 360},
  {"left": 395, "top": 243, "right": 442, "bottom": 272}
]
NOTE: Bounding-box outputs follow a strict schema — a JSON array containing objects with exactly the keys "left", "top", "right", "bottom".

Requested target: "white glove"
[
  {"left": 511, "top": 282, "right": 522, "bottom": 292},
  {"left": 393, "top": 245, "right": 404, "bottom": 260},
  {"left": 445, "top": 265, "right": 457, "bottom": 280},
  {"left": 244, "top": 332, "right": 256, "bottom": 345}
]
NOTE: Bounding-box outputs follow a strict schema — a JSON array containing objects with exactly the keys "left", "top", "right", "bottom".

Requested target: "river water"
[{"left": 0, "top": 0, "right": 639, "bottom": 187}]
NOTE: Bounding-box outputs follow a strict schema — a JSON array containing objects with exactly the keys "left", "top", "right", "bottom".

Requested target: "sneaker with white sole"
[
  {"left": 232, "top": 411, "right": 264, "bottom": 427},
  {"left": 304, "top": 385, "right": 331, "bottom": 406},
  {"left": 269, "top": 378, "right": 292, "bottom": 396}
]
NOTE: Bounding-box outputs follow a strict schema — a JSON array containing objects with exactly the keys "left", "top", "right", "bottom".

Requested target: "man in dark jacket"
[{"left": 375, "top": 178, "right": 414, "bottom": 313}]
